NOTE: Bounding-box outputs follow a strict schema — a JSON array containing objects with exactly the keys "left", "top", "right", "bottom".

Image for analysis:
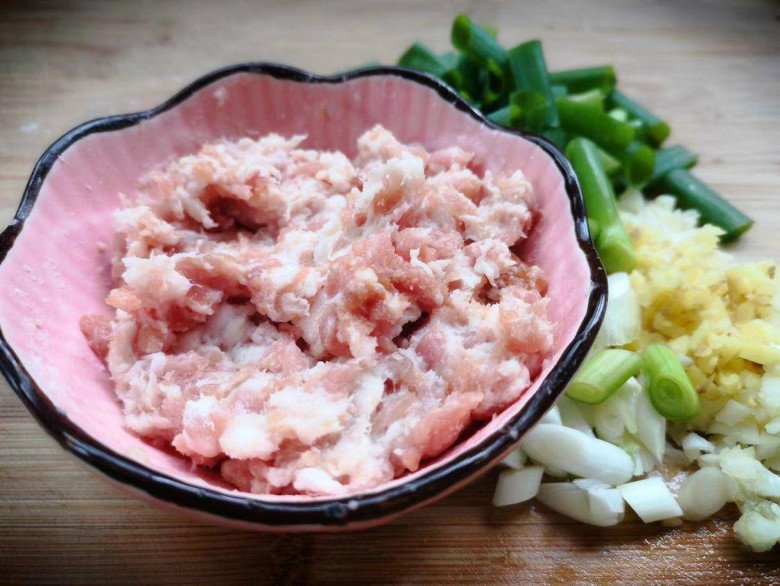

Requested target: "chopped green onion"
[
  {"left": 642, "top": 344, "right": 701, "bottom": 422},
  {"left": 608, "top": 108, "right": 629, "bottom": 123},
  {"left": 507, "top": 40, "right": 559, "bottom": 127},
  {"left": 442, "top": 68, "right": 466, "bottom": 91},
  {"left": 395, "top": 28, "right": 754, "bottom": 247},
  {"left": 440, "top": 62, "right": 462, "bottom": 84},
  {"left": 587, "top": 217, "right": 601, "bottom": 241},
  {"left": 611, "top": 176, "right": 627, "bottom": 195},
  {"left": 487, "top": 90, "right": 547, "bottom": 131},
  {"left": 397, "top": 43, "right": 450, "bottom": 77},
  {"left": 566, "top": 88, "right": 607, "bottom": 112},
  {"left": 628, "top": 118, "right": 647, "bottom": 143},
  {"left": 593, "top": 218, "right": 636, "bottom": 274},
  {"left": 351, "top": 60, "right": 383, "bottom": 71},
  {"left": 458, "top": 88, "right": 476, "bottom": 104},
  {"left": 597, "top": 147, "right": 621, "bottom": 176},
  {"left": 478, "top": 59, "right": 509, "bottom": 110},
  {"left": 551, "top": 84, "right": 568, "bottom": 99},
  {"left": 615, "top": 140, "right": 655, "bottom": 185},
  {"left": 566, "top": 137, "right": 637, "bottom": 273},
  {"left": 653, "top": 168, "right": 753, "bottom": 242},
  {"left": 487, "top": 103, "right": 519, "bottom": 127},
  {"left": 566, "top": 349, "right": 642, "bottom": 404},
  {"left": 450, "top": 55, "right": 483, "bottom": 97},
  {"left": 513, "top": 90, "right": 549, "bottom": 132},
  {"left": 439, "top": 51, "right": 460, "bottom": 70},
  {"left": 541, "top": 127, "right": 569, "bottom": 148},
  {"left": 451, "top": 14, "right": 508, "bottom": 68},
  {"left": 557, "top": 97, "right": 636, "bottom": 154},
  {"left": 549, "top": 65, "right": 617, "bottom": 93},
  {"left": 483, "top": 24, "right": 499, "bottom": 39},
  {"left": 647, "top": 145, "right": 698, "bottom": 186},
  {"left": 608, "top": 89, "right": 671, "bottom": 147}
]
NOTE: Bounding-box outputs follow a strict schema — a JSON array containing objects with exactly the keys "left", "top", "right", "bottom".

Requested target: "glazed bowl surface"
[{"left": 0, "top": 63, "right": 606, "bottom": 531}]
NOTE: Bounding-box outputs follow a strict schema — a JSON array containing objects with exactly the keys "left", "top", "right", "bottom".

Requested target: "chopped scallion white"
[
  {"left": 493, "top": 466, "right": 545, "bottom": 507},
  {"left": 501, "top": 449, "right": 526, "bottom": 470},
  {"left": 618, "top": 477, "right": 682, "bottom": 523},
  {"left": 592, "top": 377, "right": 640, "bottom": 444},
  {"left": 572, "top": 478, "right": 610, "bottom": 491},
  {"left": 635, "top": 385, "right": 666, "bottom": 462},
  {"left": 558, "top": 396, "right": 595, "bottom": 437},
  {"left": 539, "top": 405, "right": 562, "bottom": 425},
  {"left": 573, "top": 478, "right": 625, "bottom": 525},
  {"left": 624, "top": 442, "right": 656, "bottom": 477},
  {"left": 592, "top": 272, "right": 641, "bottom": 350},
  {"left": 520, "top": 424, "right": 634, "bottom": 485},
  {"left": 587, "top": 486, "right": 625, "bottom": 526},
  {"left": 543, "top": 465, "right": 569, "bottom": 478},
  {"left": 536, "top": 483, "right": 592, "bottom": 524}
]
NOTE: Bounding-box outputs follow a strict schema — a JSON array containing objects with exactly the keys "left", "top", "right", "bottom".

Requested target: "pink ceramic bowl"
[{"left": 0, "top": 64, "right": 606, "bottom": 531}]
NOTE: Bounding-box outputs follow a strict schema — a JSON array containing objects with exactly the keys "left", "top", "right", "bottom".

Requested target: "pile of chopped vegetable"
[
  {"left": 395, "top": 15, "right": 780, "bottom": 553},
  {"left": 496, "top": 198, "right": 779, "bottom": 552},
  {"left": 398, "top": 14, "right": 753, "bottom": 253}
]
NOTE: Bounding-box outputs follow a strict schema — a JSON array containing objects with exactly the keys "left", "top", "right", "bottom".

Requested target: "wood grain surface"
[{"left": 1, "top": 0, "right": 779, "bottom": 583}]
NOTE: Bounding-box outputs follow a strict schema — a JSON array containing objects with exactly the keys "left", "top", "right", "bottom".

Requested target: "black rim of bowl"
[{"left": 0, "top": 63, "right": 607, "bottom": 528}]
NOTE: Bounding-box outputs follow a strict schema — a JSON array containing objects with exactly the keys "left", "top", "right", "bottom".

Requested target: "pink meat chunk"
[{"left": 82, "top": 125, "right": 553, "bottom": 496}]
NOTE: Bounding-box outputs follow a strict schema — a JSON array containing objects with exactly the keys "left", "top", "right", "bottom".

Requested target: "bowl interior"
[{"left": 0, "top": 70, "right": 596, "bottom": 504}]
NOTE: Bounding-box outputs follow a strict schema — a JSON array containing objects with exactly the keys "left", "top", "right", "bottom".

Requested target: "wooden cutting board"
[{"left": 1, "top": 0, "right": 779, "bottom": 582}]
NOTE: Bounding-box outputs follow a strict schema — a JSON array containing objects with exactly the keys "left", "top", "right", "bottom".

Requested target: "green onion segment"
[
  {"left": 567, "top": 349, "right": 642, "bottom": 404},
  {"left": 451, "top": 15, "right": 508, "bottom": 68},
  {"left": 566, "top": 137, "right": 637, "bottom": 273},
  {"left": 398, "top": 43, "right": 451, "bottom": 77},
  {"left": 647, "top": 145, "right": 698, "bottom": 186},
  {"left": 549, "top": 66, "right": 617, "bottom": 93},
  {"left": 507, "top": 40, "right": 559, "bottom": 128},
  {"left": 608, "top": 90, "right": 670, "bottom": 147},
  {"left": 642, "top": 344, "right": 701, "bottom": 422},
  {"left": 653, "top": 169, "right": 753, "bottom": 242},
  {"left": 394, "top": 17, "right": 753, "bottom": 241}
]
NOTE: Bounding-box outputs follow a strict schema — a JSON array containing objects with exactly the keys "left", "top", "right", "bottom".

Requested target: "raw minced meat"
[{"left": 81, "top": 125, "right": 554, "bottom": 496}]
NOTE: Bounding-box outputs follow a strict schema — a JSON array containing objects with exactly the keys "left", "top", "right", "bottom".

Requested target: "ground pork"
[{"left": 81, "top": 125, "right": 554, "bottom": 496}]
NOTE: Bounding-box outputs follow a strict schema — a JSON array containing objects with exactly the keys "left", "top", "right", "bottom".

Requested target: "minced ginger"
[{"left": 620, "top": 193, "right": 779, "bottom": 428}]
